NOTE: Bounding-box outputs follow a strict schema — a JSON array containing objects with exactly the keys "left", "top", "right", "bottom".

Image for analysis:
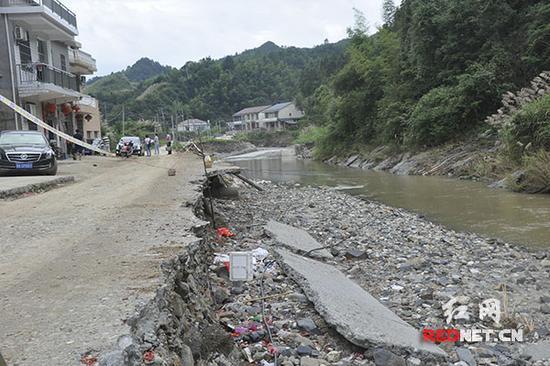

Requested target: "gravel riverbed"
[{"left": 210, "top": 181, "right": 550, "bottom": 366}]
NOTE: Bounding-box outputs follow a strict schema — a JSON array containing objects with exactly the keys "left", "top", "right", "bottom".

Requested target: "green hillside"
[{"left": 86, "top": 41, "right": 348, "bottom": 124}]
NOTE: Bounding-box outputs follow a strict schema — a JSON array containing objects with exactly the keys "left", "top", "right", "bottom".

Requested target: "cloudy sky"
[{"left": 63, "top": 0, "right": 394, "bottom": 76}]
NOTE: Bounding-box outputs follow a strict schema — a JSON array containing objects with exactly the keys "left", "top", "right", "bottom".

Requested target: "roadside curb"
[{"left": 0, "top": 176, "right": 76, "bottom": 199}]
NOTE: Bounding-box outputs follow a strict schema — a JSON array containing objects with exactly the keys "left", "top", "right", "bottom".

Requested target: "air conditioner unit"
[{"left": 14, "top": 27, "right": 28, "bottom": 42}]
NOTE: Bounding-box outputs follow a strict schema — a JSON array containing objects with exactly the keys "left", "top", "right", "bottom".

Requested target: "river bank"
[{"left": 213, "top": 181, "right": 550, "bottom": 365}]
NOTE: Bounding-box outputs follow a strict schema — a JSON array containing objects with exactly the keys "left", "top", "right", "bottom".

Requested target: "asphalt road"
[{"left": 0, "top": 153, "right": 204, "bottom": 365}]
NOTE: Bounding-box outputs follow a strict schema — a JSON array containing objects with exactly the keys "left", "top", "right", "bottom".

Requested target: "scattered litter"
[
  {"left": 143, "top": 350, "right": 155, "bottom": 363},
  {"left": 80, "top": 353, "right": 98, "bottom": 366},
  {"left": 213, "top": 253, "right": 231, "bottom": 273},
  {"left": 251, "top": 247, "right": 269, "bottom": 262},
  {"left": 229, "top": 252, "right": 253, "bottom": 281},
  {"left": 243, "top": 347, "right": 254, "bottom": 363},
  {"left": 217, "top": 227, "right": 235, "bottom": 238}
]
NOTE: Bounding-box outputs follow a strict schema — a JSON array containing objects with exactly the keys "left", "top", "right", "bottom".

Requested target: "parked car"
[
  {"left": 0, "top": 130, "right": 57, "bottom": 176},
  {"left": 116, "top": 136, "right": 143, "bottom": 156}
]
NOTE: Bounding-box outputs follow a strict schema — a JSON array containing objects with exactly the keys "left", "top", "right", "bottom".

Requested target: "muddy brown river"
[{"left": 227, "top": 149, "right": 550, "bottom": 248}]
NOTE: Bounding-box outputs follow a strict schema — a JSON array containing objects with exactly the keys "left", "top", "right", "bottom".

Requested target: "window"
[
  {"left": 60, "top": 54, "right": 67, "bottom": 71},
  {"left": 37, "top": 40, "right": 47, "bottom": 63},
  {"left": 87, "top": 131, "right": 92, "bottom": 139},
  {"left": 94, "top": 131, "right": 99, "bottom": 138},
  {"left": 18, "top": 38, "right": 32, "bottom": 65}
]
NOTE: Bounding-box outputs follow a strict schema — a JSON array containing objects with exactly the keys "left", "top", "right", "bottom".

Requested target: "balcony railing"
[
  {"left": 18, "top": 63, "right": 79, "bottom": 92},
  {"left": 0, "top": 0, "right": 77, "bottom": 28},
  {"left": 69, "top": 49, "right": 97, "bottom": 72}
]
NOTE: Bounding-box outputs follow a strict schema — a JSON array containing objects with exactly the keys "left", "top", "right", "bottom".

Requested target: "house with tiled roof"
[
  {"left": 229, "top": 102, "right": 304, "bottom": 131},
  {"left": 231, "top": 105, "right": 270, "bottom": 130}
]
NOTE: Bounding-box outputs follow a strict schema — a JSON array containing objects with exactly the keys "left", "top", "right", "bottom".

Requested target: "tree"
[
  {"left": 382, "top": 0, "right": 396, "bottom": 26},
  {"left": 348, "top": 8, "right": 369, "bottom": 38}
]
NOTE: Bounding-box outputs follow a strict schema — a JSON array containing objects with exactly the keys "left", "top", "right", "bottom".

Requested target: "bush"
[
  {"left": 294, "top": 126, "right": 328, "bottom": 145},
  {"left": 406, "top": 63, "right": 501, "bottom": 147},
  {"left": 511, "top": 150, "right": 550, "bottom": 194},
  {"left": 501, "top": 94, "right": 550, "bottom": 160}
]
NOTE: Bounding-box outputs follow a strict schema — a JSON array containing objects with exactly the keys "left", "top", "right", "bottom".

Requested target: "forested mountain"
[
  {"left": 85, "top": 58, "right": 172, "bottom": 103},
  {"left": 124, "top": 58, "right": 172, "bottom": 82},
  {"left": 86, "top": 40, "right": 348, "bottom": 124}
]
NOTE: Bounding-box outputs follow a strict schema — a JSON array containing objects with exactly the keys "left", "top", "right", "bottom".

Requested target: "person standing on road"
[
  {"left": 72, "top": 129, "right": 84, "bottom": 160},
  {"left": 144, "top": 135, "right": 152, "bottom": 157},
  {"left": 154, "top": 134, "right": 160, "bottom": 155},
  {"left": 166, "top": 133, "right": 172, "bottom": 155}
]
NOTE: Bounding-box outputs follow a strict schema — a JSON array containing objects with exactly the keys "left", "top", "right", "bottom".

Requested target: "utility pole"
[
  {"left": 171, "top": 114, "right": 175, "bottom": 141},
  {"left": 122, "top": 105, "right": 125, "bottom": 136}
]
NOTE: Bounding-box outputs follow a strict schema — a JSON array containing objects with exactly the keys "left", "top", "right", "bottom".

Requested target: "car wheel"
[{"left": 46, "top": 162, "right": 58, "bottom": 176}]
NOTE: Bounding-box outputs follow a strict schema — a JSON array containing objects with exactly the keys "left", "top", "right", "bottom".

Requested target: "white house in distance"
[
  {"left": 231, "top": 105, "right": 270, "bottom": 130},
  {"left": 177, "top": 118, "right": 210, "bottom": 133},
  {"left": 229, "top": 102, "right": 304, "bottom": 131}
]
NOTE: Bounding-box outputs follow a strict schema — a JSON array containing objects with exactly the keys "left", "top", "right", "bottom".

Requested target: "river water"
[{"left": 226, "top": 149, "right": 550, "bottom": 248}]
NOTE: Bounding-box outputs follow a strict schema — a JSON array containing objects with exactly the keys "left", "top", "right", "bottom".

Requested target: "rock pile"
[
  {"left": 214, "top": 182, "right": 550, "bottom": 365},
  {"left": 486, "top": 71, "right": 550, "bottom": 128}
]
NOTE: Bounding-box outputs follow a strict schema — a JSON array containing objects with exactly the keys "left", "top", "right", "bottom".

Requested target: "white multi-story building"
[
  {"left": 0, "top": 0, "right": 101, "bottom": 154},
  {"left": 177, "top": 118, "right": 210, "bottom": 133},
  {"left": 230, "top": 102, "right": 304, "bottom": 131}
]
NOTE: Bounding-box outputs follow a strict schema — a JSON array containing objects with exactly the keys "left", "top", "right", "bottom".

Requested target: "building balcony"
[
  {"left": 0, "top": 0, "right": 78, "bottom": 39},
  {"left": 69, "top": 49, "right": 97, "bottom": 75},
  {"left": 17, "top": 63, "right": 81, "bottom": 101}
]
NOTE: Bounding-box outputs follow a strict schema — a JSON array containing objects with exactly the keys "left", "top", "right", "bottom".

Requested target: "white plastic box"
[{"left": 229, "top": 252, "right": 253, "bottom": 282}]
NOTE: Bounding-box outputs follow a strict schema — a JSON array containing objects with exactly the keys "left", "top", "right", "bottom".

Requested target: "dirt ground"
[{"left": 0, "top": 153, "right": 205, "bottom": 365}]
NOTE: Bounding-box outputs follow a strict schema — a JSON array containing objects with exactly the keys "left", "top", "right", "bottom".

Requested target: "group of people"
[
  {"left": 143, "top": 134, "right": 173, "bottom": 157},
  {"left": 70, "top": 130, "right": 174, "bottom": 159}
]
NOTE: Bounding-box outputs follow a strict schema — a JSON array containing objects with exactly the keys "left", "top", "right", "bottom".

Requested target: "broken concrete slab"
[
  {"left": 521, "top": 340, "right": 550, "bottom": 361},
  {"left": 265, "top": 220, "right": 332, "bottom": 259},
  {"left": 275, "top": 248, "right": 446, "bottom": 357}
]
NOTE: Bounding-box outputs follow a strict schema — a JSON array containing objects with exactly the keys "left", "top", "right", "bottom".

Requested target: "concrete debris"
[
  {"left": 274, "top": 248, "right": 445, "bottom": 356},
  {"left": 265, "top": 220, "right": 332, "bottom": 259},
  {"left": 521, "top": 341, "right": 550, "bottom": 361}
]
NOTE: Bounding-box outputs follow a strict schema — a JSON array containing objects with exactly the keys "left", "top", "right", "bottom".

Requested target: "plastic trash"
[
  {"left": 204, "top": 155, "right": 213, "bottom": 168},
  {"left": 216, "top": 227, "right": 235, "bottom": 238}
]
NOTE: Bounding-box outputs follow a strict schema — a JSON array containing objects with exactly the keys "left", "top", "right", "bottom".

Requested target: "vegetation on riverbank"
[{"left": 303, "top": 0, "right": 549, "bottom": 158}]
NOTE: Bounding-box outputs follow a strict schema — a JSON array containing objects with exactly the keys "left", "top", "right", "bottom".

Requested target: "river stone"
[
  {"left": 98, "top": 351, "right": 124, "bottom": 366},
  {"left": 456, "top": 347, "right": 476, "bottom": 366},
  {"left": 297, "top": 318, "right": 318, "bottom": 333},
  {"left": 372, "top": 348, "right": 406, "bottom": 366},
  {"left": 300, "top": 357, "right": 321, "bottom": 366},
  {"left": 296, "top": 345, "right": 314, "bottom": 356},
  {"left": 181, "top": 344, "right": 194, "bottom": 366}
]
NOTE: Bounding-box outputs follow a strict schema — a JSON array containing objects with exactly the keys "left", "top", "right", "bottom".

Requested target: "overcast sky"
[{"left": 63, "top": 0, "right": 395, "bottom": 76}]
